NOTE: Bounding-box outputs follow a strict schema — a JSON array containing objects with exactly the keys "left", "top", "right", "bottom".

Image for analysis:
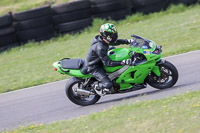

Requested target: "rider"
[{"left": 85, "top": 23, "right": 132, "bottom": 93}]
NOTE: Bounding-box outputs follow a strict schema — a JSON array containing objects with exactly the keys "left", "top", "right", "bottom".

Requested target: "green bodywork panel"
[
  {"left": 152, "top": 66, "right": 161, "bottom": 77},
  {"left": 114, "top": 41, "right": 161, "bottom": 90},
  {"left": 104, "top": 48, "right": 130, "bottom": 72},
  {"left": 116, "top": 61, "right": 156, "bottom": 90},
  {"left": 53, "top": 38, "right": 162, "bottom": 91}
]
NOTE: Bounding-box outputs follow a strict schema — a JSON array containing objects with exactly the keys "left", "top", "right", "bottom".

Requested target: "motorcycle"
[{"left": 53, "top": 35, "right": 178, "bottom": 106}]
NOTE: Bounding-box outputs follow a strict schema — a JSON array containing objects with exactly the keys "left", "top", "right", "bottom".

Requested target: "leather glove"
[
  {"left": 127, "top": 39, "right": 134, "bottom": 44},
  {"left": 121, "top": 59, "right": 132, "bottom": 65}
]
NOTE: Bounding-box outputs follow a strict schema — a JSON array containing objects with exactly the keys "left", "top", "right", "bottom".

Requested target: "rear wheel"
[
  {"left": 146, "top": 61, "right": 178, "bottom": 89},
  {"left": 65, "top": 77, "right": 101, "bottom": 106}
]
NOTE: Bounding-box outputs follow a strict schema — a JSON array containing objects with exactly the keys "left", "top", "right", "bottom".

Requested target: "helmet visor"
[{"left": 109, "top": 33, "right": 118, "bottom": 43}]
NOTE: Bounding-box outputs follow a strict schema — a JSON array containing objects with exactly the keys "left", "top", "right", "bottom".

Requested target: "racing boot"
[{"left": 92, "top": 82, "right": 109, "bottom": 96}]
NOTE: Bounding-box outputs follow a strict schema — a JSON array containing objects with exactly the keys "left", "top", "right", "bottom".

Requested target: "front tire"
[
  {"left": 65, "top": 77, "right": 101, "bottom": 106},
  {"left": 146, "top": 61, "right": 178, "bottom": 89}
]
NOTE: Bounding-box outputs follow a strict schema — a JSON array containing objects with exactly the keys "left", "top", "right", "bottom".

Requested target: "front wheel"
[
  {"left": 65, "top": 77, "right": 101, "bottom": 106},
  {"left": 146, "top": 61, "right": 178, "bottom": 89}
]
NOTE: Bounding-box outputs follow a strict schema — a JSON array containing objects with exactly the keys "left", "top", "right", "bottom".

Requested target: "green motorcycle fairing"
[
  {"left": 104, "top": 48, "right": 130, "bottom": 72},
  {"left": 53, "top": 35, "right": 162, "bottom": 91}
]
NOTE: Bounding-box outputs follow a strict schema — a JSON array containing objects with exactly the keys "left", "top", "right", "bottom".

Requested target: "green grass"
[
  {"left": 0, "top": 4, "right": 200, "bottom": 93},
  {"left": 0, "top": 0, "right": 75, "bottom": 15},
  {"left": 4, "top": 90, "right": 200, "bottom": 133}
]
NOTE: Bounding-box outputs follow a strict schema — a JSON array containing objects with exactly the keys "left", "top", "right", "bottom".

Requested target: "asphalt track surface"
[{"left": 0, "top": 50, "right": 200, "bottom": 131}]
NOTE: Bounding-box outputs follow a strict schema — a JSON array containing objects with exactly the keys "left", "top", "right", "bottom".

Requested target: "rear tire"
[
  {"left": 146, "top": 61, "right": 178, "bottom": 89},
  {"left": 65, "top": 77, "right": 101, "bottom": 106}
]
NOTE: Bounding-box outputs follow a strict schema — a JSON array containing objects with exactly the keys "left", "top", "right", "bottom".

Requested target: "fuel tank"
[{"left": 104, "top": 48, "right": 130, "bottom": 73}]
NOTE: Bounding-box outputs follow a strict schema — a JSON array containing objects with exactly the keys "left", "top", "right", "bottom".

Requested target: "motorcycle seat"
[{"left": 61, "top": 58, "right": 84, "bottom": 70}]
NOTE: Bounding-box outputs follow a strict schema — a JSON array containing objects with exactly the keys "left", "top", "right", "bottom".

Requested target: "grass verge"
[
  {"left": 0, "top": 4, "right": 200, "bottom": 93},
  {"left": 3, "top": 90, "right": 200, "bottom": 133}
]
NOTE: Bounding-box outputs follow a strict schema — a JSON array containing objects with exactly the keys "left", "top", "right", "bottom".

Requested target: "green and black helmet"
[{"left": 100, "top": 23, "right": 118, "bottom": 43}]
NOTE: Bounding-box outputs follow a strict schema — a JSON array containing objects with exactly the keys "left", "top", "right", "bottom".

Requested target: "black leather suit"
[{"left": 85, "top": 35, "right": 129, "bottom": 90}]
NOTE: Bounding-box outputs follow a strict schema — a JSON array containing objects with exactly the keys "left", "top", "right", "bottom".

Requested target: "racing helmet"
[{"left": 100, "top": 23, "right": 118, "bottom": 43}]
